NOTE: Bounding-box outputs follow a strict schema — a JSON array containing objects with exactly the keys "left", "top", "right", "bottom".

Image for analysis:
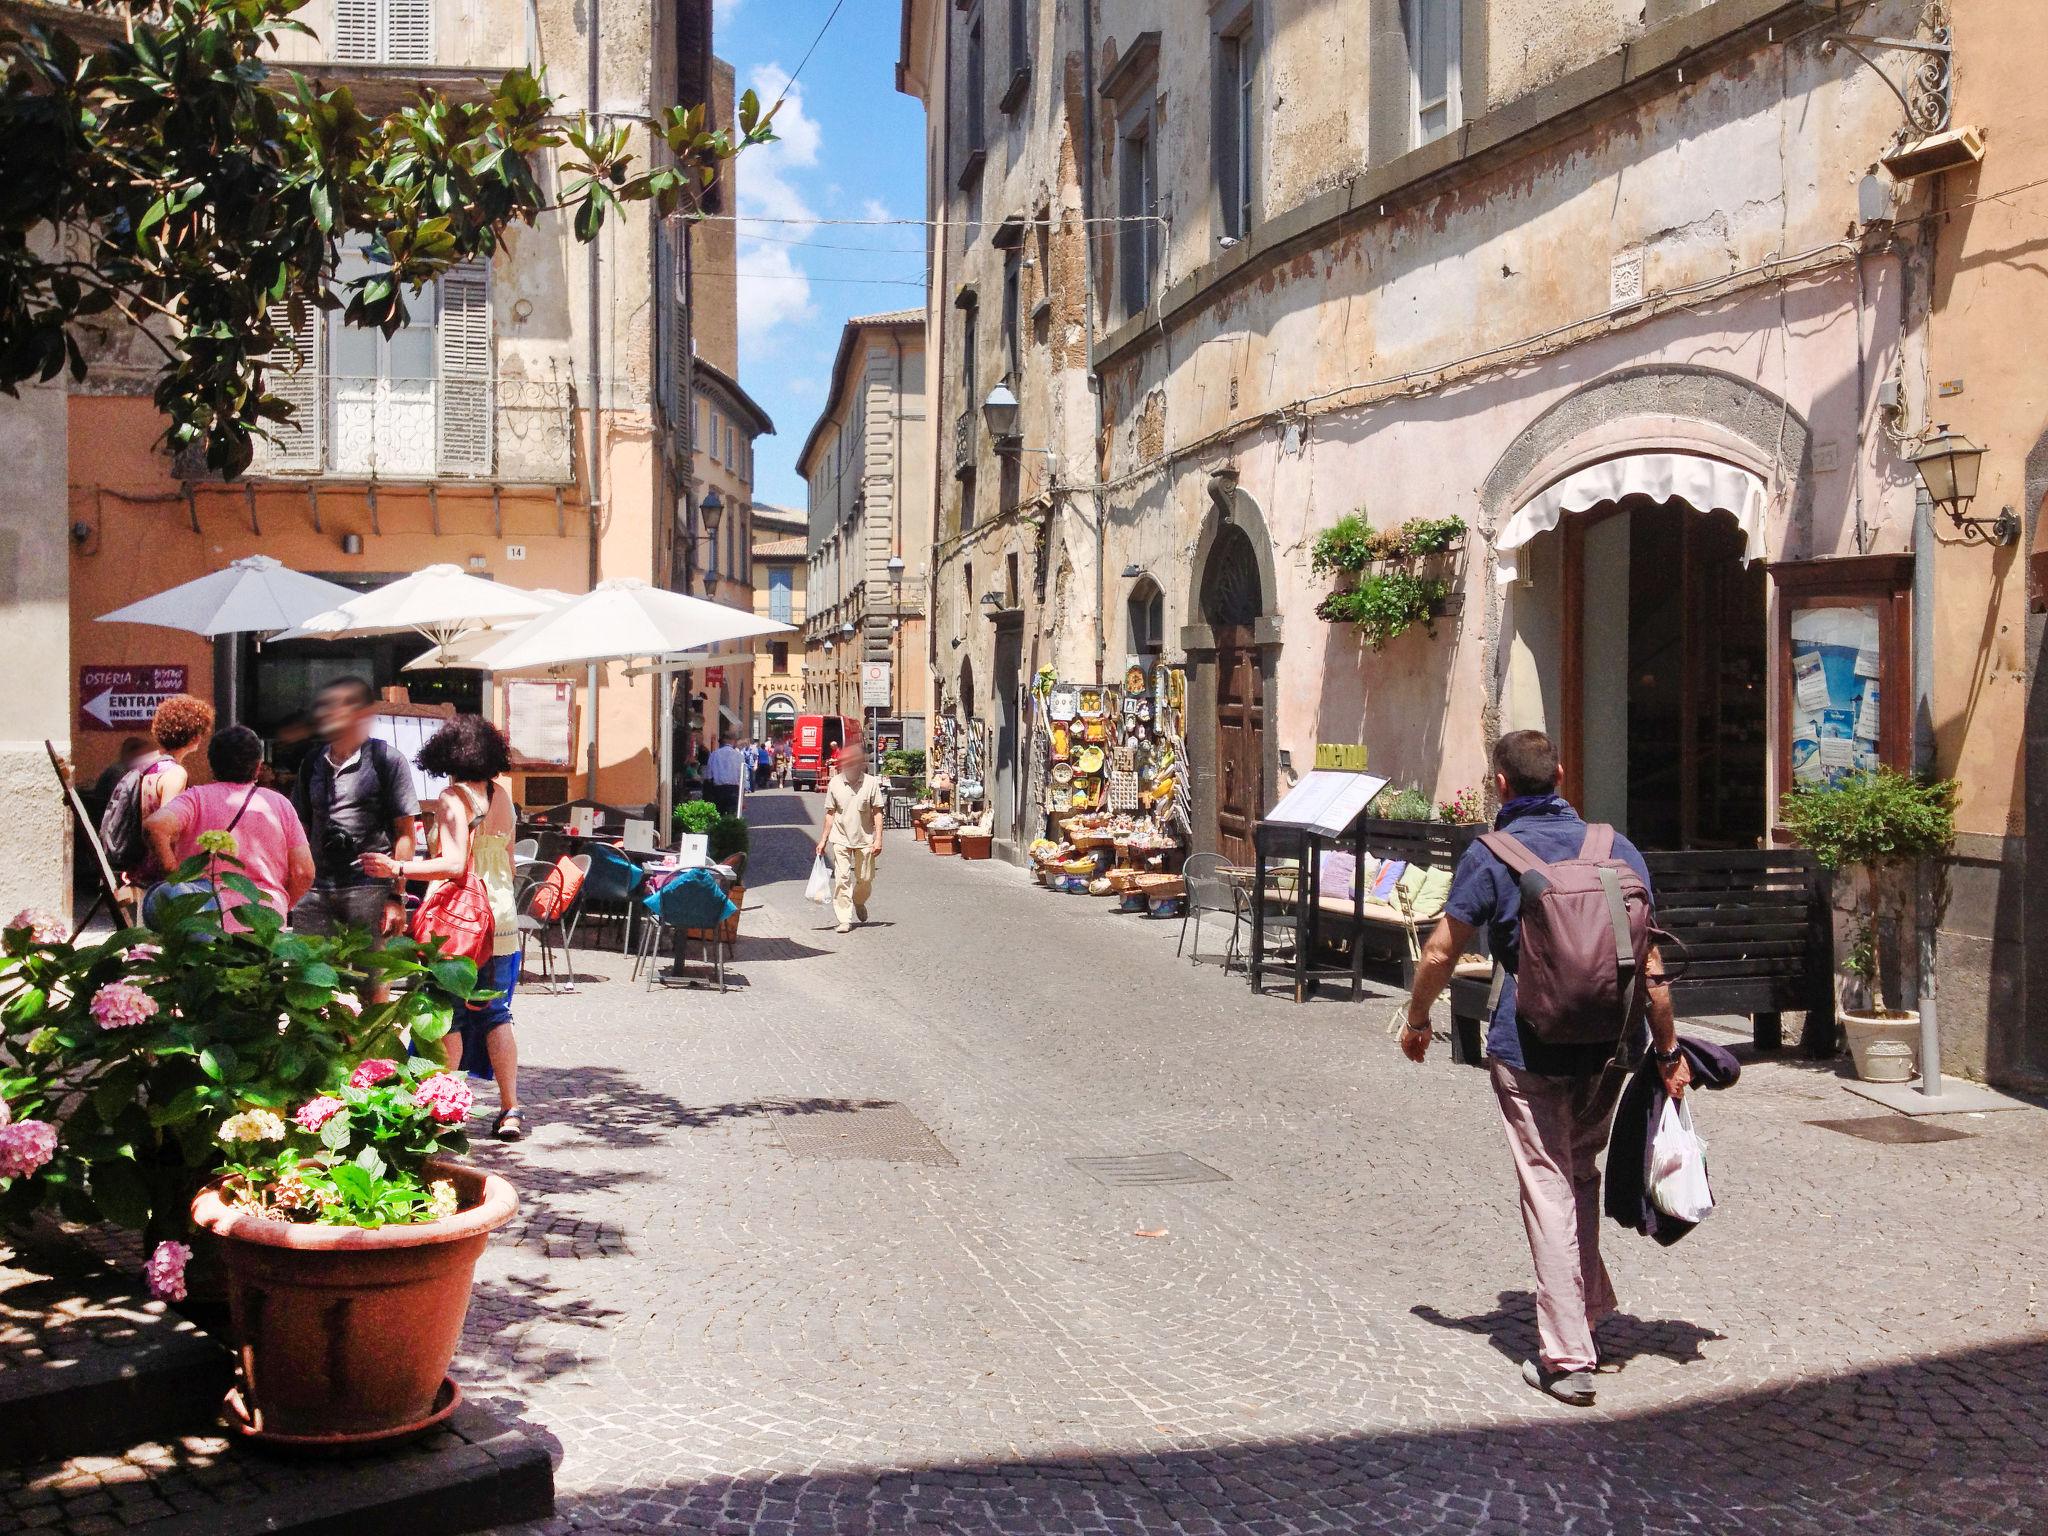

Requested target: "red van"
[{"left": 789, "top": 714, "right": 862, "bottom": 791}]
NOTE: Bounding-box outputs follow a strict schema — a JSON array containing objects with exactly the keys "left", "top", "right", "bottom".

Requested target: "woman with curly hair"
[
  {"left": 359, "top": 714, "right": 527, "bottom": 1140},
  {"left": 106, "top": 694, "right": 215, "bottom": 887}
]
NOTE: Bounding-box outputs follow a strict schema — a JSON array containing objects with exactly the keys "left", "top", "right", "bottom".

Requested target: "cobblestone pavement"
[{"left": 469, "top": 790, "right": 2048, "bottom": 1536}]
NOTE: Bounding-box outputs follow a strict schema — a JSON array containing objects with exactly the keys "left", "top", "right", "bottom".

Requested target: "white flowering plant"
[
  {"left": 213, "top": 1057, "right": 473, "bottom": 1228},
  {"left": 0, "top": 848, "right": 488, "bottom": 1241}
]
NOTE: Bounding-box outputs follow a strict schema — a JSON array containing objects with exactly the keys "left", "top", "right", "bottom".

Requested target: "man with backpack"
[
  {"left": 1400, "top": 730, "right": 1690, "bottom": 1408},
  {"left": 290, "top": 677, "right": 419, "bottom": 944}
]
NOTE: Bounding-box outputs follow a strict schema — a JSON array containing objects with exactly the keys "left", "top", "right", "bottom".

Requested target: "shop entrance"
[
  {"left": 991, "top": 624, "right": 1022, "bottom": 857},
  {"left": 1203, "top": 524, "right": 1267, "bottom": 865},
  {"left": 1558, "top": 499, "right": 1768, "bottom": 850}
]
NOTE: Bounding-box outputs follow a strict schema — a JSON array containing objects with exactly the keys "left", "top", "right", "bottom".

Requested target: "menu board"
[
  {"left": 505, "top": 679, "right": 577, "bottom": 769},
  {"left": 368, "top": 709, "right": 452, "bottom": 806},
  {"left": 1788, "top": 604, "right": 1882, "bottom": 786}
]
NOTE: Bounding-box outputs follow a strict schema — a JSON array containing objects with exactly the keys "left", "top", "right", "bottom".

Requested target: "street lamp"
[
  {"left": 1910, "top": 426, "right": 2015, "bottom": 545},
  {"left": 982, "top": 383, "right": 1019, "bottom": 443}
]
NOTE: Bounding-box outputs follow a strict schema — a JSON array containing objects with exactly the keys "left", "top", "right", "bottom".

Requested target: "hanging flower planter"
[{"left": 1311, "top": 513, "right": 1466, "bottom": 651}]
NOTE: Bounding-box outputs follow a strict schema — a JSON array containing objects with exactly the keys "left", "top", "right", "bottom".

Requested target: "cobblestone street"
[{"left": 464, "top": 790, "right": 2048, "bottom": 1536}]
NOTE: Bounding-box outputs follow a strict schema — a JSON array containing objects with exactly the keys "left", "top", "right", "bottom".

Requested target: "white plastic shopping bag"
[
  {"left": 1647, "top": 1096, "right": 1715, "bottom": 1224},
  {"left": 804, "top": 853, "right": 833, "bottom": 905}
]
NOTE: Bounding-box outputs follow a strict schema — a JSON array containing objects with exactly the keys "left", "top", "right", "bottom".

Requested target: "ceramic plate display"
[
  {"left": 1051, "top": 723, "right": 1070, "bottom": 759},
  {"left": 1048, "top": 683, "right": 1079, "bottom": 722},
  {"left": 1125, "top": 665, "right": 1147, "bottom": 694},
  {"left": 1085, "top": 719, "right": 1108, "bottom": 743},
  {"left": 1166, "top": 668, "right": 1185, "bottom": 710},
  {"left": 1077, "top": 688, "right": 1104, "bottom": 717},
  {"left": 1051, "top": 761, "right": 1074, "bottom": 786},
  {"left": 1076, "top": 745, "right": 1105, "bottom": 774},
  {"left": 1138, "top": 700, "right": 1153, "bottom": 722}
]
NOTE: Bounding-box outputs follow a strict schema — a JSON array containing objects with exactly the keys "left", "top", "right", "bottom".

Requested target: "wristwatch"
[{"left": 1653, "top": 1045, "right": 1682, "bottom": 1065}]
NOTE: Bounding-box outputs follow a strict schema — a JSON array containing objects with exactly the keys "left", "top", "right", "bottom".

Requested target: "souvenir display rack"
[
  {"left": 913, "top": 716, "right": 992, "bottom": 852},
  {"left": 1026, "top": 663, "right": 1193, "bottom": 906}
]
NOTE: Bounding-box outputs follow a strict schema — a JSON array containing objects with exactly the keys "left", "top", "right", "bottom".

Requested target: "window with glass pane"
[
  {"left": 966, "top": 15, "right": 986, "bottom": 153},
  {"left": 328, "top": 242, "right": 437, "bottom": 477},
  {"left": 1118, "top": 117, "right": 1157, "bottom": 315},
  {"left": 1216, "top": 29, "right": 1254, "bottom": 239},
  {"left": 770, "top": 568, "right": 792, "bottom": 623},
  {"left": 1409, "top": 0, "right": 1460, "bottom": 146}
]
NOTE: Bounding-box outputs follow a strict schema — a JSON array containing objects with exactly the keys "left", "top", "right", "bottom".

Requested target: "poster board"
[
  {"left": 504, "top": 679, "right": 578, "bottom": 770},
  {"left": 367, "top": 703, "right": 456, "bottom": 810}
]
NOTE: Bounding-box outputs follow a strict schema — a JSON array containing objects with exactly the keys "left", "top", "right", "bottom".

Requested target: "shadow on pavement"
[
  {"left": 504, "top": 1333, "right": 2048, "bottom": 1534},
  {"left": 1413, "top": 1293, "right": 1723, "bottom": 1369}
]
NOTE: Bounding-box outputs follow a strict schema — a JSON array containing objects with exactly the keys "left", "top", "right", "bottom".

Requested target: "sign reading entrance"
[
  {"left": 77, "top": 665, "right": 189, "bottom": 733},
  {"left": 1313, "top": 742, "right": 1369, "bottom": 772}
]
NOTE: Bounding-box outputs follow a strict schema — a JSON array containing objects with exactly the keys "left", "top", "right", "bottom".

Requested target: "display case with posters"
[{"left": 1770, "top": 555, "right": 1912, "bottom": 795}]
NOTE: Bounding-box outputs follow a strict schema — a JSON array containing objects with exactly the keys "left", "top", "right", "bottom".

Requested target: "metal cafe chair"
[
  {"left": 516, "top": 853, "right": 587, "bottom": 994},
  {"left": 1177, "top": 852, "right": 1249, "bottom": 972}
]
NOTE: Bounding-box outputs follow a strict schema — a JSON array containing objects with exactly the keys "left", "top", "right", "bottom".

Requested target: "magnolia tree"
[{"left": 0, "top": 0, "right": 775, "bottom": 473}]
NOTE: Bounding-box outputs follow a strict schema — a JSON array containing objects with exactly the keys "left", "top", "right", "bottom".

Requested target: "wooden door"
[{"left": 1214, "top": 626, "right": 1265, "bottom": 865}]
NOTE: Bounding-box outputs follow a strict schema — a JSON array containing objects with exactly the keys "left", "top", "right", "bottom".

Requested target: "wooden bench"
[
  {"left": 1447, "top": 847, "right": 1836, "bottom": 1063},
  {"left": 1337, "top": 820, "right": 1486, "bottom": 985}
]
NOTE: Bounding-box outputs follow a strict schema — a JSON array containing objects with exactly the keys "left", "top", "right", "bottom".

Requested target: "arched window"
[{"left": 1126, "top": 577, "right": 1166, "bottom": 662}]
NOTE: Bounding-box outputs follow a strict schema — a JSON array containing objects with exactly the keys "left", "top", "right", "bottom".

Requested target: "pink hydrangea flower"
[
  {"left": 90, "top": 981, "right": 158, "bottom": 1031},
  {"left": 293, "top": 1096, "right": 346, "bottom": 1133},
  {"left": 144, "top": 1240, "right": 191, "bottom": 1302},
  {"left": 8, "top": 908, "right": 68, "bottom": 945},
  {"left": 0, "top": 1119, "right": 58, "bottom": 1180},
  {"left": 122, "top": 942, "right": 162, "bottom": 964},
  {"left": 0, "top": 1096, "right": 10, "bottom": 1128},
  {"left": 348, "top": 1058, "right": 399, "bottom": 1090},
  {"left": 411, "top": 1073, "right": 474, "bottom": 1126}
]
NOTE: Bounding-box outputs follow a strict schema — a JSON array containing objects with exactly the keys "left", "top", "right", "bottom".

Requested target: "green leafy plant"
[
  {"left": 215, "top": 1056, "right": 472, "bottom": 1228},
  {"left": 708, "top": 814, "right": 750, "bottom": 865},
  {"left": 882, "top": 749, "right": 926, "bottom": 779},
  {"left": 1317, "top": 571, "right": 1451, "bottom": 649},
  {"left": 0, "top": 851, "right": 484, "bottom": 1237},
  {"left": 673, "top": 799, "right": 721, "bottom": 834},
  {"left": 1778, "top": 768, "right": 1957, "bottom": 1009},
  {"left": 1310, "top": 513, "right": 1467, "bottom": 574},
  {"left": 1371, "top": 785, "right": 1436, "bottom": 822},
  {"left": 0, "top": 0, "right": 778, "bottom": 474},
  {"left": 1401, "top": 516, "right": 1468, "bottom": 556}
]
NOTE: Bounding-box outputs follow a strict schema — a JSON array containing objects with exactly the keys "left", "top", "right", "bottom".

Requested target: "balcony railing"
[
  {"left": 954, "top": 408, "right": 977, "bottom": 479},
  {"left": 249, "top": 374, "right": 574, "bottom": 484}
]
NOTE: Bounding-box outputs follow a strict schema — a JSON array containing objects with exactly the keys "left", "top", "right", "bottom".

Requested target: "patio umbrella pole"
[
  {"left": 586, "top": 660, "right": 600, "bottom": 798},
  {"left": 658, "top": 664, "right": 675, "bottom": 835}
]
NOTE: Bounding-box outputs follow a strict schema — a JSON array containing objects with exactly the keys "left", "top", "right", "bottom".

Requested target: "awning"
[
  {"left": 718, "top": 704, "right": 744, "bottom": 731},
  {"left": 1494, "top": 452, "right": 1769, "bottom": 585}
]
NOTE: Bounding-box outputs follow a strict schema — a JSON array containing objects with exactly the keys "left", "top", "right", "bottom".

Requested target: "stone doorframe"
[
  {"left": 1475, "top": 364, "right": 1813, "bottom": 753},
  {"left": 1181, "top": 470, "right": 1284, "bottom": 857}
]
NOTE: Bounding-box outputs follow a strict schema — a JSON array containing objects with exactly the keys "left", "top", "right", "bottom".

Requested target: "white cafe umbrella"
[
  {"left": 400, "top": 590, "right": 579, "bottom": 672},
  {"left": 466, "top": 578, "right": 792, "bottom": 672},
  {"left": 95, "top": 555, "right": 358, "bottom": 636},
  {"left": 276, "top": 563, "right": 556, "bottom": 647}
]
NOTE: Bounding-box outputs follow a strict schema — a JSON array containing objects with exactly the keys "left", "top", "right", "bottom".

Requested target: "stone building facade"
[
  {"left": 899, "top": 0, "right": 2046, "bottom": 1084},
  {"left": 799, "top": 311, "right": 931, "bottom": 733}
]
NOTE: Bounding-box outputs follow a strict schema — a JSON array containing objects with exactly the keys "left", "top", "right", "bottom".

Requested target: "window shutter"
[
  {"left": 383, "top": 0, "right": 433, "bottom": 64},
  {"left": 258, "top": 300, "right": 322, "bottom": 472},
  {"left": 436, "top": 259, "right": 492, "bottom": 476},
  {"left": 333, "top": 0, "right": 377, "bottom": 60}
]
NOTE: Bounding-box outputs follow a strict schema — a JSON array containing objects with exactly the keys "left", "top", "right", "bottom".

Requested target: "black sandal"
[{"left": 492, "top": 1107, "right": 527, "bottom": 1142}]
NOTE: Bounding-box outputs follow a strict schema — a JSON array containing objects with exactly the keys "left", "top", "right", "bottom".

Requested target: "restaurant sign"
[
  {"left": 77, "top": 665, "right": 189, "bottom": 732},
  {"left": 1313, "top": 741, "right": 1369, "bottom": 772}
]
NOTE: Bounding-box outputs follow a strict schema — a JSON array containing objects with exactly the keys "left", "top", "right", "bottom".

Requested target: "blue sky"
[{"left": 711, "top": 0, "right": 929, "bottom": 512}]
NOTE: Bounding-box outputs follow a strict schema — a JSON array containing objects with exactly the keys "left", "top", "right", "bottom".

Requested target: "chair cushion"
[
  {"left": 1318, "top": 849, "right": 1358, "bottom": 902},
  {"left": 528, "top": 856, "right": 585, "bottom": 921},
  {"left": 1394, "top": 864, "right": 1454, "bottom": 919},
  {"left": 1370, "top": 859, "right": 1408, "bottom": 900}
]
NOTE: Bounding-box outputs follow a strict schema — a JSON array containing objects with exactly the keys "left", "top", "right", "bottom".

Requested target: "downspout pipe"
[
  {"left": 1912, "top": 489, "right": 1943, "bottom": 1097},
  {"left": 1078, "top": 0, "right": 1106, "bottom": 684},
  {"left": 583, "top": 0, "right": 604, "bottom": 796}
]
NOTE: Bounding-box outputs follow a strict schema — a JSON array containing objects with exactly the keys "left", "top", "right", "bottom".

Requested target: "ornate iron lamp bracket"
[{"left": 1822, "top": 26, "right": 1953, "bottom": 136}]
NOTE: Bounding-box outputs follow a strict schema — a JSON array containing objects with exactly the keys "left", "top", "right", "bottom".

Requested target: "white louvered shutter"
[
  {"left": 259, "top": 300, "right": 323, "bottom": 472},
  {"left": 333, "top": 0, "right": 378, "bottom": 60},
  {"left": 435, "top": 259, "right": 492, "bottom": 476},
  {"left": 382, "top": 0, "right": 433, "bottom": 64}
]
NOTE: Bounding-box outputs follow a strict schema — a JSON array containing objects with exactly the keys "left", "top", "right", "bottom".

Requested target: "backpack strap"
[
  {"left": 1478, "top": 829, "right": 1554, "bottom": 907},
  {"left": 1580, "top": 822, "right": 1616, "bottom": 862}
]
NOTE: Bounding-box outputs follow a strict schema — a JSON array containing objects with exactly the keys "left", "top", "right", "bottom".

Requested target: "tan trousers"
[
  {"left": 1490, "top": 1060, "right": 1619, "bottom": 1374},
  {"left": 830, "top": 844, "right": 875, "bottom": 927}
]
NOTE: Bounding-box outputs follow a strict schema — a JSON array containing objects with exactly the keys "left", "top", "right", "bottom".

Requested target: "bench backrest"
[
  {"left": 1356, "top": 818, "right": 1483, "bottom": 872},
  {"left": 1642, "top": 848, "right": 1833, "bottom": 1013}
]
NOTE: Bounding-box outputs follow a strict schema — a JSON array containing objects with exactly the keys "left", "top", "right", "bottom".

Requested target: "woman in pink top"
[{"left": 144, "top": 726, "right": 314, "bottom": 929}]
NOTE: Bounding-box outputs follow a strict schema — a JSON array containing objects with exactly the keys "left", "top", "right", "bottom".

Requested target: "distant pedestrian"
[
  {"left": 290, "top": 676, "right": 419, "bottom": 945},
  {"left": 102, "top": 696, "right": 214, "bottom": 891},
  {"left": 359, "top": 716, "right": 525, "bottom": 1140},
  {"left": 143, "top": 725, "right": 313, "bottom": 929},
  {"left": 89, "top": 736, "right": 151, "bottom": 813},
  {"left": 704, "top": 734, "right": 746, "bottom": 817},
  {"left": 1399, "top": 731, "right": 1689, "bottom": 1408},
  {"left": 815, "top": 742, "right": 885, "bottom": 934}
]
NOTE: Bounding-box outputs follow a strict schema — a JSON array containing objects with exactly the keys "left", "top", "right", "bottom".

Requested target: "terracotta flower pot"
[
  {"left": 929, "top": 831, "right": 959, "bottom": 855},
  {"left": 191, "top": 1158, "right": 516, "bottom": 1450},
  {"left": 958, "top": 832, "right": 993, "bottom": 860},
  {"left": 913, "top": 821, "right": 928, "bottom": 842}
]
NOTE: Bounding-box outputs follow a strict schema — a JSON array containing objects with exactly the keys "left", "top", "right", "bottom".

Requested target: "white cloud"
[
  {"left": 736, "top": 63, "right": 822, "bottom": 346},
  {"left": 786, "top": 376, "right": 820, "bottom": 397},
  {"left": 713, "top": 0, "right": 741, "bottom": 17},
  {"left": 858, "top": 197, "right": 893, "bottom": 225}
]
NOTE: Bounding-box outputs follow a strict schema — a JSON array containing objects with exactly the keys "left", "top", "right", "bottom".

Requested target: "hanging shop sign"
[{"left": 77, "top": 665, "right": 189, "bottom": 733}]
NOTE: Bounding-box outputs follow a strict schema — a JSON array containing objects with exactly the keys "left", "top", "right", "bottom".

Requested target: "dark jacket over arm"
[{"left": 1604, "top": 1036, "right": 1742, "bottom": 1246}]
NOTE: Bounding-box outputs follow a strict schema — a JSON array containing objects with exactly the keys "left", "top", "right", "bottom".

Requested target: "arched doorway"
[{"left": 1193, "top": 501, "right": 1275, "bottom": 866}]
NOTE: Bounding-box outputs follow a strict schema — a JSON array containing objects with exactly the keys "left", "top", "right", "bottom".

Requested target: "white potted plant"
[{"left": 1778, "top": 767, "right": 1957, "bottom": 1080}]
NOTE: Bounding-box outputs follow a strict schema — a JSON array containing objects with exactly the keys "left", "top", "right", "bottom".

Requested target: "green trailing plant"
[
  {"left": 0, "top": 851, "right": 483, "bottom": 1237},
  {"left": 1778, "top": 768, "right": 1957, "bottom": 1010},
  {"left": 673, "top": 799, "right": 721, "bottom": 835},
  {"left": 708, "top": 814, "right": 750, "bottom": 865},
  {"left": 882, "top": 748, "right": 926, "bottom": 779},
  {"left": 1317, "top": 571, "right": 1451, "bottom": 650},
  {"left": 1310, "top": 513, "right": 1467, "bottom": 574},
  {"left": 0, "top": 0, "right": 777, "bottom": 474}
]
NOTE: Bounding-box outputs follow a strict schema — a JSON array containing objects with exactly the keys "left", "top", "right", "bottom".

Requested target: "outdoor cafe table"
[{"left": 641, "top": 861, "right": 739, "bottom": 980}]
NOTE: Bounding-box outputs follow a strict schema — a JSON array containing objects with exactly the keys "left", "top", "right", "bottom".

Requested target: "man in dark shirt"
[
  {"left": 1401, "top": 730, "right": 1688, "bottom": 1408},
  {"left": 290, "top": 676, "right": 419, "bottom": 944}
]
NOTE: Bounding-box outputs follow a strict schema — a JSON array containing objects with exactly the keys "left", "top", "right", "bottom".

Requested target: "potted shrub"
[
  {"left": 1778, "top": 767, "right": 1958, "bottom": 1078},
  {"left": 0, "top": 850, "right": 494, "bottom": 1440},
  {"left": 192, "top": 1056, "right": 514, "bottom": 1447},
  {"left": 1312, "top": 513, "right": 1466, "bottom": 651},
  {"left": 708, "top": 815, "right": 750, "bottom": 940},
  {"left": 673, "top": 797, "right": 720, "bottom": 842}
]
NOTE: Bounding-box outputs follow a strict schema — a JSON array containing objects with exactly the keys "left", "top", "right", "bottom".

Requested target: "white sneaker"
[{"left": 836, "top": 922, "right": 851, "bottom": 933}]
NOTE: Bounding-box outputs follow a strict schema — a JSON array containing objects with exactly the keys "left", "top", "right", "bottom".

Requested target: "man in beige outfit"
[{"left": 816, "top": 743, "right": 886, "bottom": 933}]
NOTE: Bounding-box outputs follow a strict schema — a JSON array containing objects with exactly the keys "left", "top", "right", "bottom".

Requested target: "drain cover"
[
  {"left": 774, "top": 1102, "right": 955, "bottom": 1165},
  {"left": 1067, "top": 1153, "right": 1231, "bottom": 1187},
  {"left": 1808, "top": 1116, "right": 1973, "bottom": 1145}
]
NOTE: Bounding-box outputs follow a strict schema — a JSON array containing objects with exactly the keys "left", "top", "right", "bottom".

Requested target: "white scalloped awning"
[{"left": 1494, "top": 452, "right": 1769, "bottom": 584}]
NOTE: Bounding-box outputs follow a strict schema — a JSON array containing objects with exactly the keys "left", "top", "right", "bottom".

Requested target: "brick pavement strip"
[{"left": 449, "top": 791, "right": 2048, "bottom": 1533}]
